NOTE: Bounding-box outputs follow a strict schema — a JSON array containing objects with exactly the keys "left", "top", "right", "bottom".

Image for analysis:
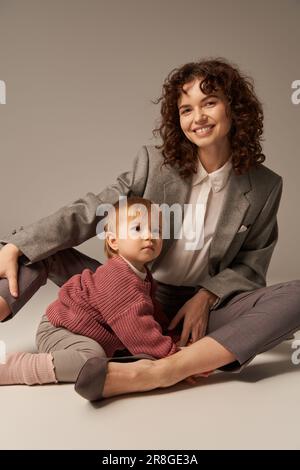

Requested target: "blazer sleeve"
[
  {"left": 199, "top": 177, "right": 283, "bottom": 308},
  {"left": 0, "top": 146, "right": 150, "bottom": 263}
]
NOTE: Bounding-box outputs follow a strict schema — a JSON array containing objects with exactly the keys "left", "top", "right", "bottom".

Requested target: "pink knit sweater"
[{"left": 46, "top": 255, "right": 179, "bottom": 358}]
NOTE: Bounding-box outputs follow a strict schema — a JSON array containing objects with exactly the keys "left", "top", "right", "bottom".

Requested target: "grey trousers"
[
  {"left": 35, "top": 313, "right": 107, "bottom": 382},
  {"left": 1, "top": 247, "right": 300, "bottom": 380}
]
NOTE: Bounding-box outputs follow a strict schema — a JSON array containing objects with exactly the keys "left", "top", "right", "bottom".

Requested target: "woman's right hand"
[{"left": 0, "top": 243, "right": 23, "bottom": 297}]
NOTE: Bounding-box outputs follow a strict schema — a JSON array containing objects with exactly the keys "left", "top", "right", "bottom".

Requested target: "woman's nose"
[{"left": 194, "top": 107, "right": 207, "bottom": 123}]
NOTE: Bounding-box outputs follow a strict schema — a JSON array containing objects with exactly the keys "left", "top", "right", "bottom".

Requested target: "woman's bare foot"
[
  {"left": 102, "top": 337, "right": 234, "bottom": 399},
  {"left": 0, "top": 296, "right": 11, "bottom": 321},
  {"left": 101, "top": 357, "right": 209, "bottom": 398}
]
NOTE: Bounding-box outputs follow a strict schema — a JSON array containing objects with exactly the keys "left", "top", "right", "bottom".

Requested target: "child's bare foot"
[{"left": 0, "top": 296, "right": 11, "bottom": 321}]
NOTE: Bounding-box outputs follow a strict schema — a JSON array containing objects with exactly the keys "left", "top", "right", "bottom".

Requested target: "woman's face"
[{"left": 178, "top": 77, "right": 232, "bottom": 151}]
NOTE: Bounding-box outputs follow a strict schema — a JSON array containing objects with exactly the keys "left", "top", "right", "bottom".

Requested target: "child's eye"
[{"left": 132, "top": 225, "right": 140, "bottom": 231}]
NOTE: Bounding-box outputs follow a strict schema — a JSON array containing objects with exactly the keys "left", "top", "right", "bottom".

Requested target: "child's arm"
[
  {"left": 152, "top": 298, "right": 170, "bottom": 331},
  {"left": 105, "top": 301, "right": 179, "bottom": 359}
]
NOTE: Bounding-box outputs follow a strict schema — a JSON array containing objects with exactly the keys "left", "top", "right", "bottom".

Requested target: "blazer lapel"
[
  {"left": 208, "top": 171, "right": 251, "bottom": 272},
  {"left": 150, "top": 168, "right": 251, "bottom": 273}
]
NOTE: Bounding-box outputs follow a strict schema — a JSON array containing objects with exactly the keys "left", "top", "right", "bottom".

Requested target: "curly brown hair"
[{"left": 152, "top": 58, "right": 265, "bottom": 178}]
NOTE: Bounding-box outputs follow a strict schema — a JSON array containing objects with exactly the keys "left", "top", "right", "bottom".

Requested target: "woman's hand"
[
  {"left": 0, "top": 243, "right": 23, "bottom": 297},
  {"left": 168, "top": 289, "right": 217, "bottom": 347}
]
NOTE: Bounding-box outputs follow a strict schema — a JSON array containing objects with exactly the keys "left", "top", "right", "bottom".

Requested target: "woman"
[{"left": 0, "top": 58, "right": 300, "bottom": 400}]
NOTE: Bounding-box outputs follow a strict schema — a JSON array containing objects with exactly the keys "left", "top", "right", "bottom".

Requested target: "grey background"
[
  {"left": 0, "top": 0, "right": 299, "bottom": 282},
  {"left": 1, "top": 1, "right": 300, "bottom": 451}
]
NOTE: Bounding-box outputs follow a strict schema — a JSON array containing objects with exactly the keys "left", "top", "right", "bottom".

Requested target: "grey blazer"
[{"left": 1, "top": 145, "right": 283, "bottom": 308}]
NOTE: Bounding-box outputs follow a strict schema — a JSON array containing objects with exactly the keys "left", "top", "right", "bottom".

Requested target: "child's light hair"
[{"left": 104, "top": 196, "right": 161, "bottom": 259}]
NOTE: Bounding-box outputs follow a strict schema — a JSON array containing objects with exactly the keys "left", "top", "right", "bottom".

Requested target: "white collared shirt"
[
  {"left": 152, "top": 157, "right": 233, "bottom": 287},
  {"left": 119, "top": 254, "right": 147, "bottom": 280}
]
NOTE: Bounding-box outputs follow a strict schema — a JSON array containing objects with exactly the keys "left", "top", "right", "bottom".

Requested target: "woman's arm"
[{"left": 0, "top": 146, "right": 150, "bottom": 264}]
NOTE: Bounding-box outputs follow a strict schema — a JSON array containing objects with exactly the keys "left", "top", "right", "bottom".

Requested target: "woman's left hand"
[{"left": 168, "top": 290, "right": 217, "bottom": 346}]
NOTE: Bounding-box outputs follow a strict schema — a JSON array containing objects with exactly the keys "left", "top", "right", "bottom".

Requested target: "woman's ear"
[{"left": 106, "top": 232, "right": 119, "bottom": 252}]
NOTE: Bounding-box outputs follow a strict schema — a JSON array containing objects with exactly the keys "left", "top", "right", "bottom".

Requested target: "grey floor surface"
[{"left": 0, "top": 282, "right": 299, "bottom": 450}]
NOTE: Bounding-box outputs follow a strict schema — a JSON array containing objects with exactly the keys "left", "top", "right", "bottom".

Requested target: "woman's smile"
[{"left": 192, "top": 124, "right": 215, "bottom": 137}]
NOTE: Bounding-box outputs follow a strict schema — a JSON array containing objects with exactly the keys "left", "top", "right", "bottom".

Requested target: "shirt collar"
[
  {"left": 119, "top": 254, "right": 147, "bottom": 280},
  {"left": 192, "top": 157, "right": 233, "bottom": 193}
]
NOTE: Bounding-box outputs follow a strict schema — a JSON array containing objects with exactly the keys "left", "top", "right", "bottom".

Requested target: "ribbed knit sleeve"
[{"left": 105, "top": 300, "right": 178, "bottom": 358}]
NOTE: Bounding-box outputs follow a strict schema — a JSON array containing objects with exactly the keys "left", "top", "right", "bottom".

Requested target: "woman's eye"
[{"left": 205, "top": 101, "right": 216, "bottom": 107}]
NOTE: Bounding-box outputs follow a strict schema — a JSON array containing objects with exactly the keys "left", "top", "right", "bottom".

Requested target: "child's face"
[{"left": 106, "top": 206, "right": 163, "bottom": 271}]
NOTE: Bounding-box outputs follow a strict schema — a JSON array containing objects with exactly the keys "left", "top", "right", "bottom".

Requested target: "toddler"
[{"left": 0, "top": 197, "right": 179, "bottom": 387}]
